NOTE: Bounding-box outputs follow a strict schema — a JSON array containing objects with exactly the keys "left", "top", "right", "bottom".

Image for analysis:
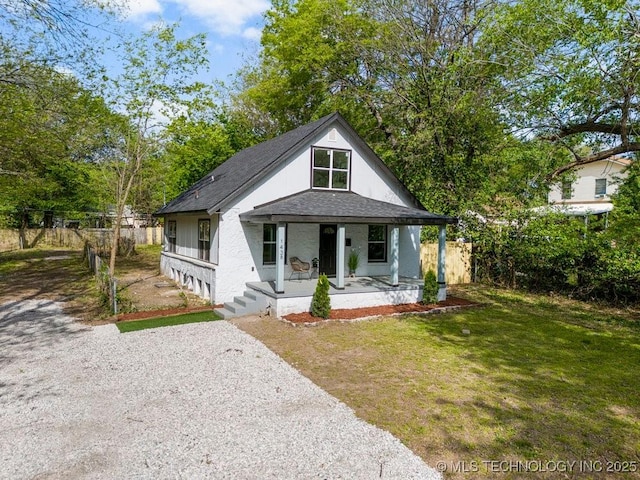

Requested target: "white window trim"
[
  {"left": 367, "top": 225, "right": 388, "bottom": 263},
  {"left": 311, "top": 147, "right": 351, "bottom": 191},
  {"left": 167, "top": 220, "right": 177, "bottom": 253},
  {"left": 263, "top": 224, "right": 288, "bottom": 266},
  {"left": 198, "top": 219, "right": 210, "bottom": 262}
]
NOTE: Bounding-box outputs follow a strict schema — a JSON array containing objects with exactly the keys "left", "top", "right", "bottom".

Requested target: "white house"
[
  {"left": 547, "top": 157, "right": 632, "bottom": 216},
  {"left": 155, "top": 113, "right": 456, "bottom": 317}
]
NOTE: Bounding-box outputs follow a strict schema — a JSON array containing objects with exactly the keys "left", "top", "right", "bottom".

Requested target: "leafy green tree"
[
  {"left": 0, "top": 0, "right": 120, "bottom": 89},
  {"left": 608, "top": 159, "right": 640, "bottom": 245},
  {"left": 94, "top": 24, "right": 210, "bottom": 275},
  {"left": 483, "top": 0, "right": 640, "bottom": 179},
  {"left": 235, "top": 0, "right": 512, "bottom": 215},
  {"left": 0, "top": 61, "right": 116, "bottom": 227},
  {"left": 162, "top": 116, "right": 235, "bottom": 199}
]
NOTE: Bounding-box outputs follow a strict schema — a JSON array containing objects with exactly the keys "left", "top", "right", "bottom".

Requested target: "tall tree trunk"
[{"left": 108, "top": 204, "right": 123, "bottom": 276}]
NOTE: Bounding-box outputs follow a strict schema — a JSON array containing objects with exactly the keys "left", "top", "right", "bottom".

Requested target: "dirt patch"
[
  {"left": 114, "top": 246, "right": 210, "bottom": 316},
  {"left": 0, "top": 249, "right": 104, "bottom": 322},
  {"left": 0, "top": 247, "right": 211, "bottom": 325},
  {"left": 282, "top": 297, "right": 478, "bottom": 324}
]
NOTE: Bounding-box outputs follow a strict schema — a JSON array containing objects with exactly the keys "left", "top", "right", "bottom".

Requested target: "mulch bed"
[
  {"left": 283, "top": 296, "right": 478, "bottom": 324},
  {"left": 117, "top": 305, "right": 222, "bottom": 322}
]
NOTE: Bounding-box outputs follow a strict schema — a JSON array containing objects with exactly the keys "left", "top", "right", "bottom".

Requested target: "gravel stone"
[{"left": 0, "top": 300, "right": 441, "bottom": 479}]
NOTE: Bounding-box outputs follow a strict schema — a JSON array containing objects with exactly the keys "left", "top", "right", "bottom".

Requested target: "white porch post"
[
  {"left": 336, "top": 223, "right": 346, "bottom": 289},
  {"left": 390, "top": 225, "right": 399, "bottom": 287},
  {"left": 437, "top": 224, "right": 447, "bottom": 301},
  {"left": 275, "top": 222, "right": 286, "bottom": 293}
]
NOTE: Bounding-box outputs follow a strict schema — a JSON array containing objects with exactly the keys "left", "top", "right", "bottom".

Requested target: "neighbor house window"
[
  {"left": 312, "top": 147, "right": 351, "bottom": 190},
  {"left": 595, "top": 178, "right": 607, "bottom": 196},
  {"left": 263, "top": 224, "right": 287, "bottom": 265},
  {"left": 167, "top": 220, "right": 176, "bottom": 253},
  {"left": 368, "top": 225, "right": 387, "bottom": 263},
  {"left": 561, "top": 181, "right": 572, "bottom": 200},
  {"left": 198, "top": 219, "right": 210, "bottom": 261}
]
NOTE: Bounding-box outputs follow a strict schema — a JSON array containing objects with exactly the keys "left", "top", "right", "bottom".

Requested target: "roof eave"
[
  {"left": 153, "top": 208, "right": 210, "bottom": 217},
  {"left": 207, "top": 113, "right": 343, "bottom": 215},
  {"left": 240, "top": 213, "right": 457, "bottom": 225}
]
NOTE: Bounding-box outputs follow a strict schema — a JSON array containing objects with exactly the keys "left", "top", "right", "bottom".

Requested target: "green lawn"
[
  {"left": 234, "top": 286, "right": 640, "bottom": 478},
  {"left": 116, "top": 310, "right": 222, "bottom": 333}
]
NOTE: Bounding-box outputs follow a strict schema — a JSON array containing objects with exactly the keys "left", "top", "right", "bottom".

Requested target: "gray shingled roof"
[
  {"left": 239, "top": 190, "right": 456, "bottom": 225},
  {"left": 155, "top": 112, "right": 429, "bottom": 216},
  {"left": 155, "top": 113, "right": 347, "bottom": 215}
]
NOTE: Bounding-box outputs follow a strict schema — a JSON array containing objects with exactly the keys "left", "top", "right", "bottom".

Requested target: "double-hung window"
[
  {"left": 561, "top": 181, "right": 572, "bottom": 200},
  {"left": 198, "top": 219, "right": 210, "bottom": 262},
  {"left": 263, "top": 224, "right": 287, "bottom": 265},
  {"left": 167, "top": 220, "right": 176, "bottom": 253},
  {"left": 368, "top": 225, "right": 387, "bottom": 263},
  {"left": 312, "top": 147, "right": 350, "bottom": 190},
  {"left": 595, "top": 178, "right": 607, "bottom": 197},
  {"left": 263, "top": 224, "right": 276, "bottom": 265}
]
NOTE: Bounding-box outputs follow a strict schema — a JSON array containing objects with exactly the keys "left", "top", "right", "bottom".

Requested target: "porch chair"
[{"left": 289, "top": 256, "right": 312, "bottom": 280}]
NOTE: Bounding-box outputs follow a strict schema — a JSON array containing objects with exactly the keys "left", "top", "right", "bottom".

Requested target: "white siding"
[
  {"left": 163, "top": 213, "right": 219, "bottom": 263},
  {"left": 549, "top": 160, "right": 628, "bottom": 204},
  {"left": 211, "top": 123, "right": 425, "bottom": 303},
  {"left": 173, "top": 123, "right": 426, "bottom": 304}
]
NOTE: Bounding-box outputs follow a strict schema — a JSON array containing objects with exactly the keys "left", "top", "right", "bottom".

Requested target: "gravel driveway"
[{"left": 0, "top": 300, "right": 441, "bottom": 479}]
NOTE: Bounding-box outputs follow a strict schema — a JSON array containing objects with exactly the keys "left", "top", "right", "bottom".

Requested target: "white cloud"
[
  {"left": 210, "top": 42, "right": 225, "bottom": 54},
  {"left": 120, "top": 0, "right": 163, "bottom": 19},
  {"left": 242, "top": 26, "right": 262, "bottom": 41},
  {"left": 171, "top": 0, "right": 269, "bottom": 36}
]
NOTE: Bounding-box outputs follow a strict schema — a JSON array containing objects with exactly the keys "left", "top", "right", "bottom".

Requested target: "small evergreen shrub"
[
  {"left": 348, "top": 249, "right": 359, "bottom": 274},
  {"left": 311, "top": 274, "right": 331, "bottom": 318},
  {"left": 422, "top": 269, "right": 439, "bottom": 304}
]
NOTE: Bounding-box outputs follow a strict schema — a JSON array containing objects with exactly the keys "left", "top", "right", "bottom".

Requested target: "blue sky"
[{"left": 112, "top": 0, "right": 270, "bottom": 83}]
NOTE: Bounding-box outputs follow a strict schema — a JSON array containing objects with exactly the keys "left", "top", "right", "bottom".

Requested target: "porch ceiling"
[{"left": 239, "top": 190, "right": 457, "bottom": 225}]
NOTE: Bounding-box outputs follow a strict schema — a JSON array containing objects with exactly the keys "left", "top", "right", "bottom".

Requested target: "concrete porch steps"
[{"left": 214, "top": 289, "right": 268, "bottom": 319}]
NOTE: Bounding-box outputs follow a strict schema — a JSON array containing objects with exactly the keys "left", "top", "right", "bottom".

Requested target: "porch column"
[
  {"left": 275, "top": 222, "right": 286, "bottom": 293},
  {"left": 336, "top": 223, "right": 345, "bottom": 289},
  {"left": 437, "top": 224, "right": 447, "bottom": 301},
  {"left": 390, "top": 225, "right": 399, "bottom": 287}
]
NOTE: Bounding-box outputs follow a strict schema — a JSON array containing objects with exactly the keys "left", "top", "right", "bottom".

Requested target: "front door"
[{"left": 319, "top": 224, "right": 337, "bottom": 276}]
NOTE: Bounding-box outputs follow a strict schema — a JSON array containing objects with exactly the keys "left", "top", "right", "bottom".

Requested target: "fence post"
[{"left": 111, "top": 277, "right": 118, "bottom": 315}]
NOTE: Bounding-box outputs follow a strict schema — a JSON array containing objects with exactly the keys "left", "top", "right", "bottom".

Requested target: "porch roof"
[{"left": 239, "top": 190, "right": 457, "bottom": 225}]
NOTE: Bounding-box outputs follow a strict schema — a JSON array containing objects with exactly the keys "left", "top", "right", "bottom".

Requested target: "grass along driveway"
[{"left": 233, "top": 286, "right": 640, "bottom": 479}]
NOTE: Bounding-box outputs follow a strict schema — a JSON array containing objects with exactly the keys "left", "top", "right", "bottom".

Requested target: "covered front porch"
[
  {"left": 240, "top": 190, "right": 457, "bottom": 302},
  {"left": 247, "top": 275, "right": 425, "bottom": 317}
]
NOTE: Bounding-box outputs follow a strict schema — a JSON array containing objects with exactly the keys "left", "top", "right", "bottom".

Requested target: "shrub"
[
  {"left": 311, "top": 274, "right": 331, "bottom": 318},
  {"left": 422, "top": 269, "right": 439, "bottom": 304},
  {"left": 348, "top": 249, "right": 360, "bottom": 274},
  {"left": 466, "top": 207, "right": 640, "bottom": 306}
]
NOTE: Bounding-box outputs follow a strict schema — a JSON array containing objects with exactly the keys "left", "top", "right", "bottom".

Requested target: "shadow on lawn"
[{"left": 412, "top": 294, "right": 640, "bottom": 473}]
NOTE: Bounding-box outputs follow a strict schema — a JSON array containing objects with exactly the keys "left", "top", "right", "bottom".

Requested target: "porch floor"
[{"left": 246, "top": 276, "right": 423, "bottom": 299}]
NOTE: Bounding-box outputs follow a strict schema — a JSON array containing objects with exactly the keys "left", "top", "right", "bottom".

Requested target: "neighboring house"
[
  {"left": 154, "top": 113, "right": 456, "bottom": 317},
  {"left": 546, "top": 157, "right": 632, "bottom": 216}
]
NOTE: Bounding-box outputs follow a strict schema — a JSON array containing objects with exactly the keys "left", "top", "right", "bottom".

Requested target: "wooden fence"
[
  {"left": 0, "top": 227, "right": 163, "bottom": 252},
  {"left": 420, "top": 241, "right": 472, "bottom": 285}
]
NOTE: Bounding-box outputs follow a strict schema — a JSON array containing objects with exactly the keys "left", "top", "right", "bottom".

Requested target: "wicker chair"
[{"left": 289, "top": 256, "right": 311, "bottom": 280}]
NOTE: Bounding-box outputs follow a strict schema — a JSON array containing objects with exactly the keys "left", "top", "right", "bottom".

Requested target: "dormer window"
[{"left": 312, "top": 147, "right": 351, "bottom": 190}]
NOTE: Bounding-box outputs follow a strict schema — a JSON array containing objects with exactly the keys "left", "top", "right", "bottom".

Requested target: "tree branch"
[
  {"left": 548, "top": 142, "right": 640, "bottom": 180},
  {"left": 543, "top": 121, "right": 640, "bottom": 140}
]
